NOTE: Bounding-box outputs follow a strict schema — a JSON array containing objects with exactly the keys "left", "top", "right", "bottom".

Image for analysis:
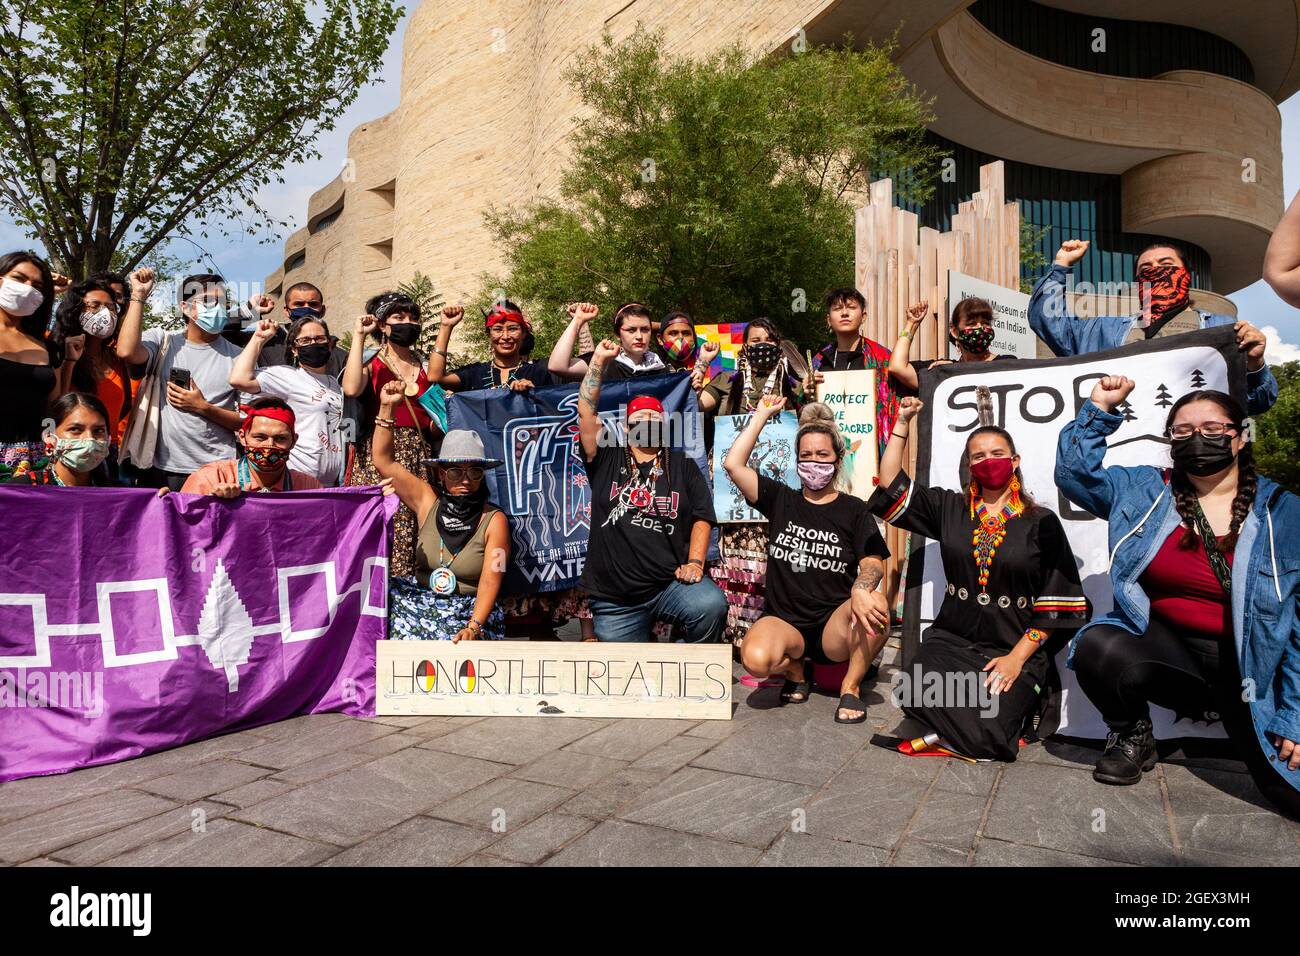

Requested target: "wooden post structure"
[{"left": 853, "top": 161, "right": 1022, "bottom": 614}]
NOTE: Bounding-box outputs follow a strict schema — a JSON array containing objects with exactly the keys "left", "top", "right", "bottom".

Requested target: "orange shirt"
[
  {"left": 180, "top": 460, "right": 322, "bottom": 495},
  {"left": 94, "top": 366, "right": 134, "bottom": 446}
]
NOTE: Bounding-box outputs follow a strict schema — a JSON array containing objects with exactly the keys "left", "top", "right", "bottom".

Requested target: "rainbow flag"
[{"left": 695, "top": 322, "right": 748, "bottom": 378}]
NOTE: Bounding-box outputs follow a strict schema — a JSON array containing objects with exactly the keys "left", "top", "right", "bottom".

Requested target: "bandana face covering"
[
  {"left": 1137, "top": 264, "right": 1191, "bottom": 327},
  {"left": 797, "top": 460, "right": 836, "bottom": 491},
  {"left": 746, "top": 341, "right": 781, "bottom": 374},
  {"left": 954, "top": 324, "right": 995, "bottom": 355},
  {"left": 627, "top": 418, "right": 669, "bottom": 448},
  {"left": 437, "top": 483, "right": 488, "bottom": 553},
  {"left": 52, "top": 437, "right": 109, "bottom": 472}
]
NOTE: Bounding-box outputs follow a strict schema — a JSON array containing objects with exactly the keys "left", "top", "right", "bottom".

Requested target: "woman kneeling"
[{"left": 724, "top": 397, "right": 891, "bottom": 723}]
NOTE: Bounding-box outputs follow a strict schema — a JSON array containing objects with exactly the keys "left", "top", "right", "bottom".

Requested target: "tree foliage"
[
  {"left": 1253, "top": 361, "right": 1300, "bottom": 494},
  {"left": 0, "top": 0, "right": 401, "bottom": 279},
  {"left": 476, "top": 28, "right": 937, "bottom": 355}
]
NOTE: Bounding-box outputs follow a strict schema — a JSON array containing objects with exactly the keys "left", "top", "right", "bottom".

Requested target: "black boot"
[{"left": 1093, "top": 718, "right": 1157, "bottom": 785}]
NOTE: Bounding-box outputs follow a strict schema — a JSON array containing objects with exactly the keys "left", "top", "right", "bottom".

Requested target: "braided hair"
[{"left": 1166, "top": 390, "right": 1255, "bottom": 552}]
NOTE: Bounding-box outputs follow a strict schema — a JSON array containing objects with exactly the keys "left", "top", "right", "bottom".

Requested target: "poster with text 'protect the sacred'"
[{"left": 818, "top": 369, "right": 878, "bottom": 500}]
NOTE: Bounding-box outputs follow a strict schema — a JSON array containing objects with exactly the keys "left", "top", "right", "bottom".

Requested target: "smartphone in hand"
[{"left": 168, "top": 367, "right": 192, "bottom": 390}]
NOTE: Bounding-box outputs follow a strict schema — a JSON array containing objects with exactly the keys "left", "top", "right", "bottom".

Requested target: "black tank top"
[{"left": 0, "top": 354, "right": 55, "bottom": 443}]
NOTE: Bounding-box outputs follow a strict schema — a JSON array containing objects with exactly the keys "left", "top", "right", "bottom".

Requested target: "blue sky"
[{"left": 2, "top": 9, "right": 1298, "bottom": 360}]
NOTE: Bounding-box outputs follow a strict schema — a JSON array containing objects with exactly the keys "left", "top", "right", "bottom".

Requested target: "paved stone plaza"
[{"left": 2, "top": 641, "right": 1295, "bottom": 867}]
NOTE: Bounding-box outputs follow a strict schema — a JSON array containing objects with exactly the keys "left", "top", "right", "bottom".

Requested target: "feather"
[
  {"left": 975, "top": 385, "right": 995, "bottom": 428},
  {"left": 780, "top": 340, "right": 809, "bottom": 381}
]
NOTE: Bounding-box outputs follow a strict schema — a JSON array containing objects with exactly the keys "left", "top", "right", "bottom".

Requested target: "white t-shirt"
[
  {"left": 253, "top": 365, "right": 345, "bottom": 486},
  {"left": 141, "top": 329, "right": 241, "bottom": 473}
]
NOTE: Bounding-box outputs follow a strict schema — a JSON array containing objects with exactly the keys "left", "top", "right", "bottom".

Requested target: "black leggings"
[{"left": 1074, "top": 618, "right": 1300, "bottom": 819}]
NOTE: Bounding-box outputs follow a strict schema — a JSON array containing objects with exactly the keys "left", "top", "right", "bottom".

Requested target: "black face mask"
[
  {"left": 386, "top": 323, "right": 420, "bottom": 347},
  {"left": 627, "top": 419, "right": 670, "bottom": 448},
  {"left": 746, "top": 341, "right": 781, "bottom": 374},
  {"left": 1170, "top": 432, "right": 1236, "bottom": 477},
  {"left": 296, "top": 343, "right": 332, "bottom": 368}
]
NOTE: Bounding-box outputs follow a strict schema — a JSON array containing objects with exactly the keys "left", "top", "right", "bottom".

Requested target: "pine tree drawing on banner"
[
  {"left": 195, "top": 560, "right": 256, "bottom": 692},
  {"left": 1117, "top": 400, "right": 1138, "bottom": 423},
  {"left": 1155, "top": 384, "right": 1173, "bottom": 407},
  {"left": 1191, "top": 369, "right": 1207, "bottom": 388}
]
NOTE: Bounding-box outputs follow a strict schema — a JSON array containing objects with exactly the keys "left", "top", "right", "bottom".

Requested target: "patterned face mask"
[
  {"left": 953, "top": 324, "right": 995, "bottom": 355},
  {"left": 745, "top": 341, "right": 781, "bottom": 373},
  {"left": 664, "top": 336, "right": 696, "bottom": 363},
  {"left": 1136, "top": 263, "right": 1191, "bottom": 325},
  {"left": 52, "top": 437, "right": 109, "bottom": 472},
  {"left": 245, "top": 446, "right": 290, "bottom": 470}
]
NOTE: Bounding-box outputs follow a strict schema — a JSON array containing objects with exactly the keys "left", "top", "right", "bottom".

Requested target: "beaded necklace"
[
  {"left": 969, "top": 486, "right": 1024, "bottom": 593},
  {"left": 602, "top": 449, "right": 663, "bottom": 527}
]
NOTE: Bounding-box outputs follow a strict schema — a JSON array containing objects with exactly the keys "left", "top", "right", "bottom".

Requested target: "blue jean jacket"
[
  {"left": 1056, "top": 400, "right": 1300, "bottom": 792},
  {"left": 1029, "top": 264, "right": 1278, "bottom": 414}
]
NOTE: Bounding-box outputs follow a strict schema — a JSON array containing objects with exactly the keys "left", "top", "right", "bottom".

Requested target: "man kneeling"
[
  {"left": 724, "top": 397, "right": 891, "bottom": 723},
  {"left": 577, "top": 338, "right": 726, "bottom": 642}
]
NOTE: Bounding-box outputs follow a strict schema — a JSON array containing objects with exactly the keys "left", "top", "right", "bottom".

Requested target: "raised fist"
[
  {"left": 129, "top": 267, "right": 156, "bottom": 298},
  {"left": 593, "top": 338, "right": 620, "bottom": 362},
  {"left": 442, "top": 305, "right": 465, "bottom": 328},
  {"left": 254, "top": 318, "right": 277, "bottom": 342},
  {"left": 1089, "top": 375, "right": 1136, "bottom": 412},
  {"left": 1054, "top": 239, "right": 1090, "bottom": 268},
  {"left": 897, "top": 396, "right": 924, "bottom": 422}
]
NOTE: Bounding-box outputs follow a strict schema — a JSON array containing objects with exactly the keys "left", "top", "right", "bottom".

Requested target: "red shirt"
[
  {"left": 366, "top": 355, "right": 431, "bottom": 431},
  {"left": 1141, "top": 526, "right": 1234, "bottom": 638}
]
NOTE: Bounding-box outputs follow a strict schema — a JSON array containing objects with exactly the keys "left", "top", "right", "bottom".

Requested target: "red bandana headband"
[
  {"left": 626, "top": 395, "right": 664, "bottom": 417},
  {"left": 239, "top": 404, "right": 296, "bottom": 433},
  {"left": 485, "top": 306, "right": 530, "bottom": 331}
]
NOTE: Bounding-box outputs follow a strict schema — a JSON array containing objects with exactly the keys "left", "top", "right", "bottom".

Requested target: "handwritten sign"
[
  {"left": 818, "top": 369, "right": 878, "bottom": 500},
  {"left": 711, "top": 411, "right": 798, "bottom": 523},
  {"left": 376, "top": 640, "right": 732, "bottom": 719}
]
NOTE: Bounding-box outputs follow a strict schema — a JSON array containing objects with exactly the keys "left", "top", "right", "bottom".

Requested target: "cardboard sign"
[
  {"left": 817, "top": 369, "right": 878, "bottom": 500},
  {"left": 376, "top": 640, "right": 732, "bottom": 720},
  {"left": 711, "top": 411, "right": 799, "bottom": 523}
]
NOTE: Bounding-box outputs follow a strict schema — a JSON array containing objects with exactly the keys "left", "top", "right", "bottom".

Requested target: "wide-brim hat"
[{"left": 422, "top": 429, "right": 503, "bottom": 469}]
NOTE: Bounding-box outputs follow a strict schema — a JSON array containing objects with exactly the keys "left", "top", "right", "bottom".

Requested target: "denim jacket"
[
  {"left": 1056, "top": 400, "right": 1300, "bottom": 792},
  {"left": 1029, "top": 264, "right": 1278, "bottom": 415}
]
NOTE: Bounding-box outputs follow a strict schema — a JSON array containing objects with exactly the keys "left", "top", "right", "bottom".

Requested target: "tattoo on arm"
[
  {"left": 579, "top": 363, "right": 602, "bottom": 415},
  {"left": 852, "top": 564, "right": 884, "bottom": 593}
]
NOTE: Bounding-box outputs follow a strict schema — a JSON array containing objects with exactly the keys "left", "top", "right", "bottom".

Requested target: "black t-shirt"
[
  {"left": 581, "top": 439, "right": 715, "bottom": 603},
  {"left": 827, "top": 348, "right": 864, "bottom": 372},
  {"left": 448, "top": 359, "right": 555, "bottom": 392},
  {"left": 752, "top": 476, "right": 889, "bottom": 631}
]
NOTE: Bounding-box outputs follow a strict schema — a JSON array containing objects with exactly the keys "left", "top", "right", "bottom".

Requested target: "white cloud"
[{"left": 1260, "top": 325, "right": 1300, "bottom": 366}]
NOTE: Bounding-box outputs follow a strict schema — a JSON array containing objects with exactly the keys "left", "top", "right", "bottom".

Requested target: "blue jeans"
[{"left": 588, "top": 579, "right": 728, "bottom": 644}]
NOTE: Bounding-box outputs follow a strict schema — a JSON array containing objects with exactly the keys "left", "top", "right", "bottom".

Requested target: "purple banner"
[{"left": 0, "top": 485, "right": 397, "bottom": 782}]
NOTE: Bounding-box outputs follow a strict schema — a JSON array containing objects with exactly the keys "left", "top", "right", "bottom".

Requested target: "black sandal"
[
  {"left": 779, "top": 660, "right": 812, "bottom": 704},
  {"left": 834, "top": 692, "right": 868, "bottom": 724}
]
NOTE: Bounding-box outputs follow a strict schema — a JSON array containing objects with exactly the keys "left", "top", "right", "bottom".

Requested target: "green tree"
[
  {"left": 477, "top": 28, "right": 938, "bottom": 355},
  {"left": 0, "top": 0, "right": 401, "bottom": 279},
  {"left": 1253, "top": 361, "right": 1300, "bottom": 493}
]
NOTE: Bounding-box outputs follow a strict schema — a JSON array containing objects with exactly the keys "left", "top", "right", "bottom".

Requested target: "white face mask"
[
  {"left": 80, "top": 306, "right": 116, "bottom": 339},
  {"left": 0, "top": 276, "right": 44, "bottom": 317}
]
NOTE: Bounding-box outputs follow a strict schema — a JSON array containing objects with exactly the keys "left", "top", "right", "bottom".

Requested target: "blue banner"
[{"left": 447, "top": 372, "right": 707, "bottom": 595}]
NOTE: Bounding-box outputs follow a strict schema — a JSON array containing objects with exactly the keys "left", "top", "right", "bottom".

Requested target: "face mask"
[
  {"left": 627, "top": 418, "right": 669, "bottom": 448},
  {"left": 245, "top": 446, "right": 290, "bottom": 470},
  {"left": 1137, "top": 263, "right": 1191, "bottom": 324},
  {"left": 386, "top": 322, "right": 420, "bottom": 346},
  {"left": 1170, "top": 432, "right": 1235, "bottom": 477},
  {"left": 296, "top": 343, "right": 332, "bottom": 368},
  {"left": 51, "top": 437, "right": 109, "bottom": 473},
  {"left": 746, "top": 341, "right": 781, "bottom": 373},
  {"left": 80, "top": 306, "right": 116, "bottom": 339},
  {"left": 664, "top": 336, "right": 696, "bottom": 363},
  {"left": 970, "top": 457, "right": 1015, "bottom": 490},
  {"left": 954, "top": 324, "right": 995, "bottom": 355},
  {"left": 0, "top": 277, "right": 44, "bottom": 317},
  {"left": 797, "top": 460, "right": 836, "bottom": 491},
  {"left": 192, "top": 301, "right": 228, "bottom": 334},
  {"left": 288, "top": 306, "right": 323, "bottom": 321}
]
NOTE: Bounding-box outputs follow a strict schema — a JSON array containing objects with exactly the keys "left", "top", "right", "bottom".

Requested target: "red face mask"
[{"left": 970, "top": 457, "right": 1015, "bottom": 490}]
